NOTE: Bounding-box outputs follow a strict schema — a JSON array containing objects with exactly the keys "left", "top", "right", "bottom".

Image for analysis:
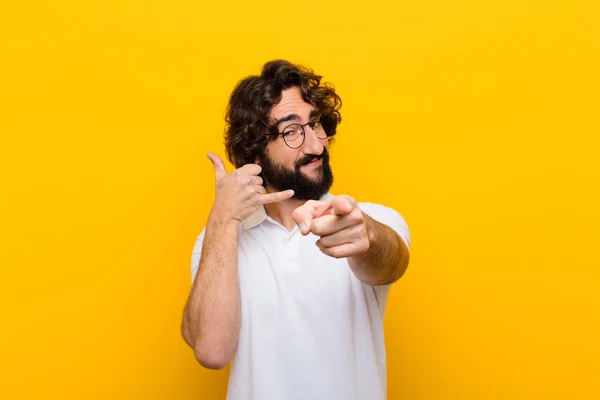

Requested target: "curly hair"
[{"left": 224, "top": 60, "right": 342, "bottom": 168}]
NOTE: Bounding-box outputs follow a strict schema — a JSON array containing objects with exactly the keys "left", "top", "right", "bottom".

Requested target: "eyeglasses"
[{"left": 268, "top": 119, "right": 330, "bottom": 149}]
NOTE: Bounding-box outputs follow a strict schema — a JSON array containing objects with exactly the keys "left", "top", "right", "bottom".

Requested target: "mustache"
[{"left": 296, "top": 149, "right": 328, "bottom": 167}]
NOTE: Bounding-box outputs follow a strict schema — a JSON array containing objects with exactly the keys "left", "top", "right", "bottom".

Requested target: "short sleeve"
[
  {"left": 356, "top": 202, "right": 411, "bottom": 314},
  {"left": 357, "top": 202, "right": 411, "bottom": 252},
  {"left": 190, "top": 228, "right": 206, "bottom": 284}
]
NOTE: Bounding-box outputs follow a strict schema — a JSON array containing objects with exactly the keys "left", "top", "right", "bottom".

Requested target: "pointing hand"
[{"left": 292, "top": 195, "right": 370, "bottom": 258}]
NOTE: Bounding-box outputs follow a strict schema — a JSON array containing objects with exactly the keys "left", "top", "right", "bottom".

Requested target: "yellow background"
[{"left": 1, "top": 0, "right": 599, "bottom": 398}]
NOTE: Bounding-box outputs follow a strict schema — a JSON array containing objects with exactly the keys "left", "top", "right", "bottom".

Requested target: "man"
[{"left": 181, "top": 60, "right": 411, "bottom": 400}]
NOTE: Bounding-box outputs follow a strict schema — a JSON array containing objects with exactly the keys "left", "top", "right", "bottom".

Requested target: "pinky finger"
[{"left": 316, "top": 241, "right": 368, "bottom": 259}]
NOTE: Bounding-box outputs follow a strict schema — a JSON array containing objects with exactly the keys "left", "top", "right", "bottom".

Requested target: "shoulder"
[{"left": 357, "top": 201, "right": 403, "bottom": 221}]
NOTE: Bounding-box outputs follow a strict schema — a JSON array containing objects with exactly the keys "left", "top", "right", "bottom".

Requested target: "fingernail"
[{"left": 299, "top": 222, "right": 308, "bottom": 233}]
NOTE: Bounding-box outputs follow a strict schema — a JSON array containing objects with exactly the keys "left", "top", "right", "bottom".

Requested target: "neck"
[{"left": 263, "top": 189, "right": 307, "bottom": 232}]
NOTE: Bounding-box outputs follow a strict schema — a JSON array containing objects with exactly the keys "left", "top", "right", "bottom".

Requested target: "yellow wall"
[{"left": 1, "top": 0, "right": 598, "bottom": 398}]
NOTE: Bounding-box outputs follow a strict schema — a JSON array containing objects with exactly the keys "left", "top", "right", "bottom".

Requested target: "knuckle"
[
  {"left": 354, "top": 226, "right": 366, "bottom": 241},
  {"left": 310, "top": 221, "right": 323, "bottom": 235},
  {"left": 344, "top": 195, "right": 357, "bottom": 206},
  {"left": 352, "top": 223, "right": 363, "bottom": 234},
  {"left": 358, "top": 240, "right": 369, "bottom": 253},
  {"left": 249, "top": 193, "right": 260, "bottom": 204},
  {"left": 330, "top": 248, "right": 342, "bottom": 259},
  {"left": 292, "top": 208, "right": 303, "bottom": 220},
  {"left": 242, "top": 163, "right": 260, "bottom": 175},
  {"left": 351, "top": 213, "right": 363, "bottom": 225}
]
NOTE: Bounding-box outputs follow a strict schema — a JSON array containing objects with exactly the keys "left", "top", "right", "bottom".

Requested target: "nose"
[{"left": 302, "top": 125, "right": 325, "bottom": 155}]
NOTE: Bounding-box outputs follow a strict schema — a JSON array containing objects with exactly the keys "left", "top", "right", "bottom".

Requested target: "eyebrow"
[{"left": 275, "top": 109, "right": 320, "bottom": 127}]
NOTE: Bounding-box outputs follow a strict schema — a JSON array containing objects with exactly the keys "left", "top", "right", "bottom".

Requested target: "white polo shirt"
[{"left": 191, "top": 194, "right": 410, "bottom": 400}]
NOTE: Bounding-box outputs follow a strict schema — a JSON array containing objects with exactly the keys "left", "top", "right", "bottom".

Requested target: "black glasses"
[{"left": 268, "top": 120, "right": 330, "bottom": 149}]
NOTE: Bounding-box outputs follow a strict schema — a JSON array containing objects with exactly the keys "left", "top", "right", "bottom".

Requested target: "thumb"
[
  {"left": 292, "top": 200, "right": 329, "bottom": 235},
  {"left": 207, "top": 152, "right": 227, "bottom": 181},
  {"left": 331, "top": 195, "right": 356, "bottom": 216}
]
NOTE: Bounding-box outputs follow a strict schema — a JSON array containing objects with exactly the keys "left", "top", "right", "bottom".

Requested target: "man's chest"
[{"left": 234, "top": 230, "right": 360, "bottom": 325}]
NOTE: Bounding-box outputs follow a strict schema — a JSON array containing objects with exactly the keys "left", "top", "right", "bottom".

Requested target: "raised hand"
[
  {"left": 292, "top": 195, "right": 371, "bottom": 259},
  {"left": 207, "top": 152, "right": 294, "bottom": 225}
]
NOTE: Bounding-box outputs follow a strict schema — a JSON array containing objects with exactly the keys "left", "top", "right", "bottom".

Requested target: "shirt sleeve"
[
  {"left": 356, "top": 202, "right": 411, "bottom": 315},
  {"left": 357, "top": 202, "right": 411, "bottom": 252},
  {"left": 190, "top": 228, "right": 207, "bottom": 284}
]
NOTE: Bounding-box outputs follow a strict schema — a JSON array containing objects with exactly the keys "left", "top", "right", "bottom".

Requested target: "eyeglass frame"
[{"left": 266, "top": 118, "right": 332, "bottom": 149}]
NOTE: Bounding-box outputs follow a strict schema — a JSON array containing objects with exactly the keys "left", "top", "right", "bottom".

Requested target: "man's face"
[{"left": 257, "top": 86, "right": 333, "bottom": 200}]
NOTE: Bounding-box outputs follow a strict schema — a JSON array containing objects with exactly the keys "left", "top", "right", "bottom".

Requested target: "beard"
[{"left": 258, "top": 148, "right": 334, "bottom": 201}]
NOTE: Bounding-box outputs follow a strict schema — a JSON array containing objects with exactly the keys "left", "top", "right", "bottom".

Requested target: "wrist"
[
  {"left": 349, "top": 215, "right": 375, "bottom": 266},
  {"left": 207, "top": 210, "right": 240, "bottom": 232},
  {"left": 364, "top": 213, "right": 377, "bottom": 247}
]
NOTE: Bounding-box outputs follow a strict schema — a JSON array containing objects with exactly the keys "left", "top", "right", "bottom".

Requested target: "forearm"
[
  {"left": 182, "top": 216, "right": 241, "bottom": 369},
  {"left": 348, "top": 214, "right": 410, "bottom": 286}
]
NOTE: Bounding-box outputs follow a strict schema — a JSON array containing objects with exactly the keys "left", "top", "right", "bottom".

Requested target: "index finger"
[{"left": 331, "top": 195, "right": 356, "bottom": 216}]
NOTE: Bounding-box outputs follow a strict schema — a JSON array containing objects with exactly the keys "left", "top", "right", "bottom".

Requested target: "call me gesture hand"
[{"left": 207, "top": 153, "right": 294, "bottom": 225}]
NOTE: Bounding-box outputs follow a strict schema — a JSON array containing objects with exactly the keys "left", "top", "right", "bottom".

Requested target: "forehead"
[{"left": 269, "top": 86, "right": 314, "bottom": 121}]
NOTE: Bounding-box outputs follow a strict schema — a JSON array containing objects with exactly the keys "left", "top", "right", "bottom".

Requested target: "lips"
[{"left": 303, "top": 158, "right": 322, "bottom": 167}]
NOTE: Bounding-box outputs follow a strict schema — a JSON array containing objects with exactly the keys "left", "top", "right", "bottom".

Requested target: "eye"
[{"left": 282, "top": 125, "right": 302, "bottom": 138}]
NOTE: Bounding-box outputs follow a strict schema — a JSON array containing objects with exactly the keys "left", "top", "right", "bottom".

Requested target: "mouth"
[{"left": 302, "top": 158, "right": 322, "bottom": 168}]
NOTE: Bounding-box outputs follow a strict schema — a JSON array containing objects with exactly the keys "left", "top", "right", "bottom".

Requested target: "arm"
[
  {"left": 181, "top": 217, "right": 241, "bottom": 370},
  {"left": 347, "top": 213, "right": 410, "bottom": 286},
  {"left": 181, "top": 152, "right": 294, "bottom": 369}
]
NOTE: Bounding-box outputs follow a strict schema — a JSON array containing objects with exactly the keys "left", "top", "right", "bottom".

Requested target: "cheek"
[{"left": 265, "top": 141, "right": 298, "bottom": 166}]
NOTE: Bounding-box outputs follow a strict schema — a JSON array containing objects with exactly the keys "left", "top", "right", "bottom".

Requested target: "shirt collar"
[{"left": 241, "top": 192, "right": 335, "bottom": 231}]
